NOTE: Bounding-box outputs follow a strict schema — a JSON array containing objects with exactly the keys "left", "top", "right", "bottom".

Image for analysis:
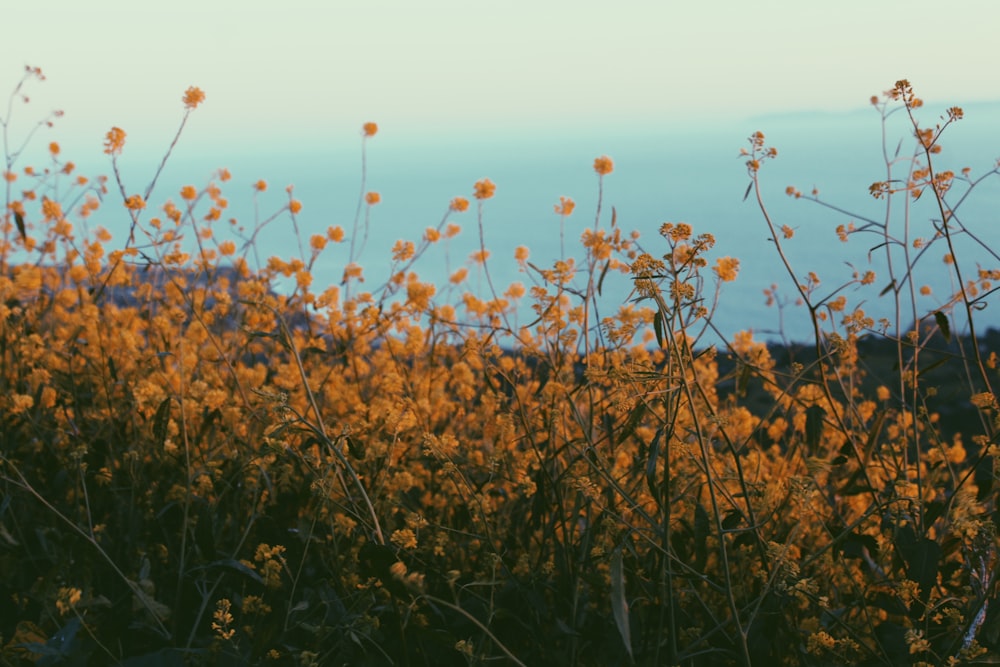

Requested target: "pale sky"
[{"left": 3, "top": 0, "right": 999, "bottom": 159}]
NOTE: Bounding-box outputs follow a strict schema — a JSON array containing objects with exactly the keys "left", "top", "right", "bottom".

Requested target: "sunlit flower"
[
  {"left": 182, "top": 86, "right": 206, "bottom": 109},
  {"left": 125, "top": 195, "right": 146, "bottom": 211},
  {"left": 473, "top": 179, "right": 495, "bottom": 200},
  {"left": 554, "top": 196, "right": 575, "bottom": 216},
  {"left": 362, "top": 121, "right": 378, "bottom": 137},
  {"left": 713, "top": 256, "right": 740, "bottom": 282},
  {"left": 593, "top": 155, "right": 614, "bottom": 175},
  {"left": 104, "top": 127, "right": 126, "bottom": 156}
]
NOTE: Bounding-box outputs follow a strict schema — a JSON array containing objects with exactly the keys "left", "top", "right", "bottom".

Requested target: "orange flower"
[
  {"left": 49, "top": 142, "right": 60, "bottom": 155},
  {"left": 3, "top": 171, "right": 15, "bottom": 183},
  {"left": 554, "top": 196, "right": 575, "bottom": 216},
  {"left": 593, "top": 155, "right": 614, "bottom": 175},
  {"left": 254, "top": 180, "right": 267, "bottom": 192},
  {"left": 713, "top": 256, "right": 740, "bottom": 282},
  {"left": 310, "top": 234, "right": 327, "bottom": 251},
  {"left": 180, "top": 185, "right": 197, "bottom": 201},
  {"left": 514, "top": 246, "right": 529, "bottom": 262},
  {"left": 125, "top": 194, "right": 146, "bottom": 211},
  {"left": 362, "top": 122, "right": 378, "bottom": 137},
  {"left": 104, "top": 127, "right": 126, "bottom": 156},
  {"left": 328, "top": 225, "right": 345, "bottom": 242},
  {"left": 218, "top": 240, "right": 236, "bottom": 256},
  {"left": 450, "top": 197, "right": 470, "bottom": 212},
  {"left": 425, "top": 227, "right": 441, "bottom": 243},
  {"left": 182, "top": 86, "right": 206, "bottom": 109},
  {"left": 289, "top": 199, "right": 302, "bottom": 214},
  {"left": 473, "top": 179, "right": 496, "bottom": 200},
  {"left": 365, "top": 191, "right": 381, "bottom": 205},
  {"left": 445, "top": 223, "right": 461, "bottom": 238},
  {"left": 217, "top": 168, "right": 231, "bottom": 181}
]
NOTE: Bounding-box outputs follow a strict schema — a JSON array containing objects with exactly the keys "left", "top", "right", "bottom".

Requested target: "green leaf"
[
  {"left": 644, "top": 427, "right": 663, "bottom": 507},
  {"left": 152, "top": 397, "right": 171, "bottom": 449},
  {"left": 934, "top": 310, "right": 951, "bottom": 344},
  {"left": 14, "top": 211, "right": 26, "bottom": 244},
  {"left": 653, "top": 310, "right": 665, "bottom": 349},
  {"left": 610, "top": 547, "right": 633, "bottom": 661}
]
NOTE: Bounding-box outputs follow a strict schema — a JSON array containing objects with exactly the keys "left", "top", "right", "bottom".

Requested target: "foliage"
[{"left": 0, "top": 68, "right": 998, "bottom": 666}]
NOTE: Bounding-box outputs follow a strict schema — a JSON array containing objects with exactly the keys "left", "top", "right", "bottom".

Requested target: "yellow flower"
[
  {"left": 473, "top": 179, "right": 496, "bottom": 200},
  {"left": 56, "top": 587, "right": 82, "bottom": 615},
  {"left": 554, "top": 196, "right": 575, "bottom": 216},
  {"left": 593, "top": 155, "right": 614, "bottom": 175},
  {"left": 182, "top": 86, "right": 206, "bottom": 109},
  {"left": 125, "top": 195, "right": 146, "bottom": 211},
  {"left": 104, "top": 127, "right": 126, "bottom": 156},
  {"left": 362, "top": 121, "right": 378, "bottom": 137},
  {"left": 450, "top": 196, "right": 469, "bottom": 212},
  {"left": 713, "top": 256, "right": 740, "bottom": 282}
]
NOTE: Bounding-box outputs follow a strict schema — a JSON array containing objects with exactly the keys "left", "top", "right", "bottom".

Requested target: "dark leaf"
[
  {"left": 805, "top": 405, "right": 826, "bottom": 450},
  {"left": 653, "top": 310, "right": 665, "bottom": 348},
  {"left": 14, "top": 211, "right": 26, "bottom": 244},
  {"left": 644, "top": 427, "right": 663, "bottom": 506},
  {"left": 152, "top": 397, "right": 171, "bottom": 449},
  {"left": 934, "top": 310, "right": 951, "bottom": 343},
  {"left": 743, "top": 180, "right": 753, "bottom": 201},
  {"left": 694, "top": 503, "right": 710, "bottom": 573},
  {"left": 610, "top": 547, "right": 633, "bottom": 660}
]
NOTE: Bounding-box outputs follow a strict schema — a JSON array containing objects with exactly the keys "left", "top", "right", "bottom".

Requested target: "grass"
[{"left": 0, "top": 68, "right": 998, "bottom": 666}]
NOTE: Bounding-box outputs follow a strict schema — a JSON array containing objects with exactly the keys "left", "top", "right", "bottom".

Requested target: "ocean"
[{"left": 54, "top": 103, "right": 1000, "bottom": 345}]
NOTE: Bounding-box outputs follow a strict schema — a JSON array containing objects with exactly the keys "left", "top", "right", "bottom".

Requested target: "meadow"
[{"left": 0, "top": 67, "right": 998, "bottom": 665}]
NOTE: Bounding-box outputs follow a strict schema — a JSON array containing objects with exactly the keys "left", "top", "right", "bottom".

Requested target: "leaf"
[
  {"left": 14, "top": 210, "right": 26, "bottom": 244},
  {"left": 152, "top": 397, "right": 171, "bottom": 449},
  {"left": 694, "top": 503, "right": 710, "bottom": 573},
  {"left": 610, "top": 206, "right": 617, "bottom": 228},
  {"left": 934, "top": 310, "right": 951, "bottom": 344},
  {"left": 610, "top": 547, "right": 633, "bottom": 661},
  {"left": 879, "top": 280, "right": 897, "bottom": 297},
  {"left": 805, "top": 405, "right": 826, "bottom": 450},
  {"left": 596, "top": 260, "right": 611, "bottom": 297},
  {"left": 743, "top": 180, "right": 753, "bottom": 201},
  {"left": 644, "top": 427, "right": 663, "bottom": 506},
  {"left": 653, "top": 310, "right": 665, "bottom": 349}
]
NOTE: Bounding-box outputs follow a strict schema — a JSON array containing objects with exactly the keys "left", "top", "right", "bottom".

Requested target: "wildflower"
[
  {"left": 424, "top": 227, "right": 441, "bottom": 242},
  {"left": 182, "top": 86, "right": 206, "bottom": 109},
  {"left": 211, "top": 599, "right": 235, "bottom": 640},
  {"left": 218, "top": 240, "right": 236, "bottom": 256},
  {"left": 391, "top": 528, "right": 418, "bottom": 550},
  {"left": 125, "top": 195, "right": 146, "bottom": 211},
  {"left": 593, "top": 155, "right": 614, "bottom": 175},
  {"left": 310, "top": 234, "right": 327, "bottom": 251},
  {"left": 217, "top": 168, "right": 231, "bottom": 181},
  {"left": 554, "top": 196, "right": 575, "bottom": 216},
  {"left": 445, "top": 222, "right": 461, "bottom": 238},
  {"left": 104, "top": 127, "right": 126, "bottom": 156},
  {"left": 49, "top": 142, "right": 60, "bottom": 155},
  {"left": 450, "top": 196, "right": 469, "bottom": 212},
  {"left": 289, "top": 199, "right": 302, "bottom": 214},
  {"left": 365, "top": 191, "right": 381, "bottom": 205},
  {"left": 56, "top": 587, "right": 82, "bottom": 615},
  {"left": 254, "top": 180, "right": 267, "bottom": 192},
  {"left": 180, "top": 185, "right": 197, "bottom": 200},
  {"left": 473, "top": 179, "right": 495, "bottom": 200},
  {"left": 362, "top": 121, "right": 378, "bottom": 137},
  {"left": 327, "top": 225, "right": 345, "bottom": 242},
  {"left": 714, "top": 257, "right": 740, "bottom": 282},
  {"left": 971, "top": 393, "right": 997, "bottom": 410},
  {"left": 514, "top": 246, "right": 529, "bottom": 262}
]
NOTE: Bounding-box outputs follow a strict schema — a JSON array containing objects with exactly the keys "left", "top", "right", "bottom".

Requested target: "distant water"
[{"left": 75, "top": 104, "right": 1000, "bottom": 345}]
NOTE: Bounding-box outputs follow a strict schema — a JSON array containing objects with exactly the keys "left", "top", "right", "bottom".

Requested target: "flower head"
[
  {"left": 593, "top": 155, "right": 614, "bottom": 176},
  {"left": 365, "top": 191, "right": 381, "bottom": 205},
  {"left": 473, "top": 178, "right": 496, "bottom": 200},
  {"left": 450, "top": 196, "right": 469, "bottom": 212},
  {"left": 554, "top": 196, "right": 575, "bottom": 216},
  {"left": 183, "top": 86, "right": 206, "bottom": 109},
  {"left": 362, "top": 122, "right": 378, "bottom": 137},
  {"left": 104, "top": 127, "right": 126, "bottom": 156}
]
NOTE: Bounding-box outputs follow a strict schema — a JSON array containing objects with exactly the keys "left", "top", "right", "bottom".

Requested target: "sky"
[{"left": 3, "top": 0, "right": 1000, "bottom": 160}]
